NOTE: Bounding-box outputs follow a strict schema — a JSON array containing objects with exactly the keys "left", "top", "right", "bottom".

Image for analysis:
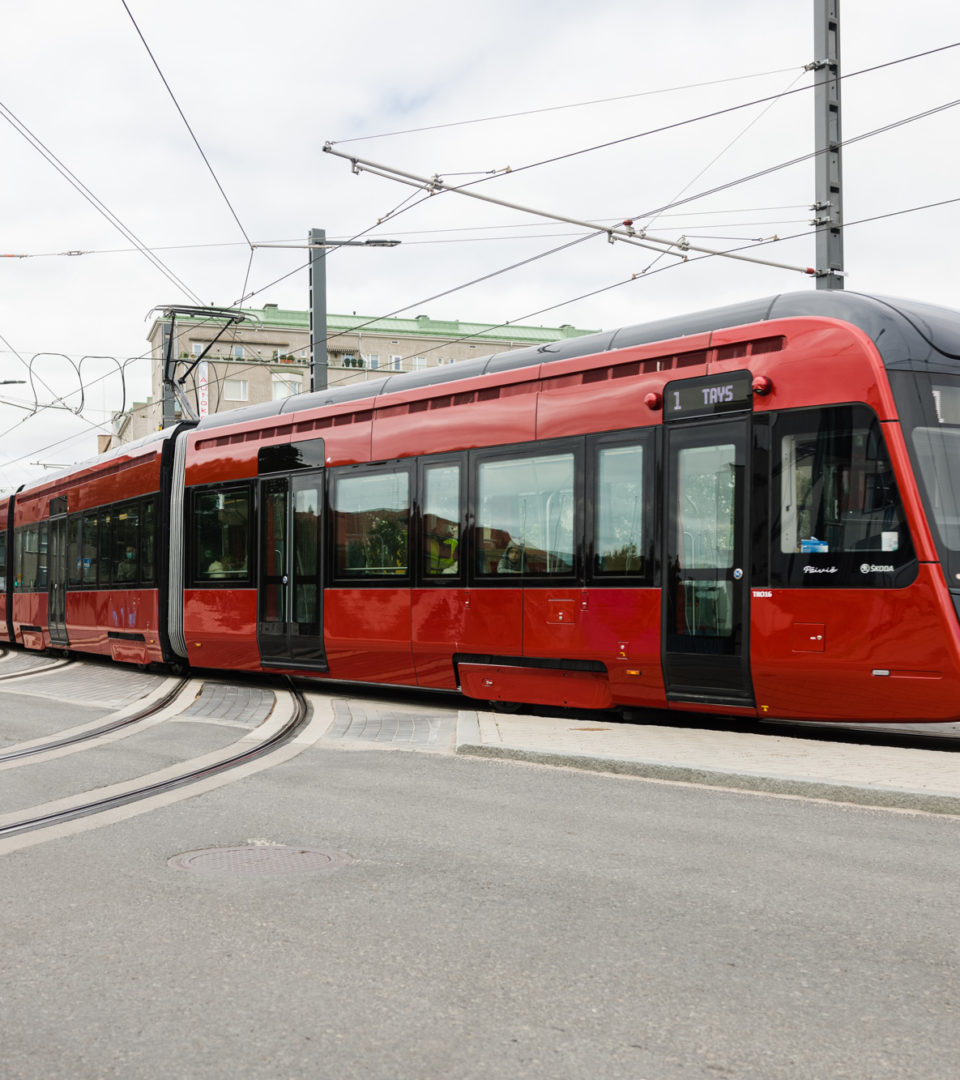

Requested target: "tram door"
[
  {"left": 48, "top": 515, "right": 69, "bottom": 646},
  {"left": 257, "top": 471, "right": 326, "bottom": 669},
  {"left": 662, "top": 418, "right": 753, "bottom": 705}
]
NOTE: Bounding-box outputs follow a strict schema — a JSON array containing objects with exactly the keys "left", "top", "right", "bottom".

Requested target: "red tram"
[{"left": 4, "top": 290, "right": 960, "bottom": 722}]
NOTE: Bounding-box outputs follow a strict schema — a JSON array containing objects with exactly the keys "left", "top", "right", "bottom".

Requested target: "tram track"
[
  {"left": 0, "top": 656, "right": 75, "bottom": 681},
  {"left": 0, "top": 676, "right": 190, "bottom": 764},
  {"left": 0, "top": 678, "right": 309, "bottom": 843}
]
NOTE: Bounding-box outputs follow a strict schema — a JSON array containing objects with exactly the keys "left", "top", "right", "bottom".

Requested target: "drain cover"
[{"left": 168, "top": 845, "right": 351, "bottom": 874}]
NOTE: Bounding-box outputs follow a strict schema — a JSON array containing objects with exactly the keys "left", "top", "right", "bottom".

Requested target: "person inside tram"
[
  {"left": 116, "top": 545, "right": 137, "bottom": 581},
  {"left": 425, "top": 518, "right": 459, "bottom": 574},
  {"left": 498, "top": 541, "right": 526, "bottom": 573},
  {"left": 204, "top": 549, "right": 226, "bottom": 578}
]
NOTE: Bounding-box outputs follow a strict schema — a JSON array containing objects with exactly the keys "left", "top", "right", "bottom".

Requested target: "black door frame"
[
  {"left": 256, "top": 469, "right": 327, "bottom": 671},
  {"left": 661, "top": 416, "right": 754, "bottom": 706}
]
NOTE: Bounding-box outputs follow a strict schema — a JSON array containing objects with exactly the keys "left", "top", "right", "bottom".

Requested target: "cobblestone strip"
[
  {"left": 178, "top": 682, "right": 276, "bottom": 728},
  {"left": 0, "top": 664, "right": 166, "bottom": 707},
  {"left": 327, "top": 701, "right": 456, "bottom": 748},
  {"left": 0, "top": 652, "right": 67, "bottom": 676}
]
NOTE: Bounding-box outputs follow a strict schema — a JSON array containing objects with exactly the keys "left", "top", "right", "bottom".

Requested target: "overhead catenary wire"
[
  {"left": 327, "top": 65, "right": 805, "bottom": 145},
  {"left": 120, "top": 0, "right": 252, "bottom": 250},
  {"left": 4, "top": 42, "right": 960, "bottom": 454},
  {"left": 433, "top": 42, "right": 960, "bottom": 193},
  {"left": 0, "top": 208, "right": 812, "bottom": 259},
  {"left": 0, "top": 99, "right": 203, "bottom": 304},
  {"left": 4, "top": 186, "right": 959, "bottom": 479},
  {"left": 324, "top": 144, "right": 817, "bottom": 277}
]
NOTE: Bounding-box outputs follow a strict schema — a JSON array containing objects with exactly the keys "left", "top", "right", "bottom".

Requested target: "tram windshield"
[{"left": 892, "top": 371, "right": 960, "bottom": 587}]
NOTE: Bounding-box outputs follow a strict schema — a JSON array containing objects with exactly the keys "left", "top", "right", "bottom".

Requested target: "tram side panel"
[
  {"left": 180, "top": 427, "right": 273, "bottom": 673},
  {"left": 10, "top": 439, "right": 167, "bottom": 662},
  {"left": 0, "top": 497, "right": 10, "bottom": 643},
  {"left": 739, "top": 324, "right": 960, "bottom": 723}
]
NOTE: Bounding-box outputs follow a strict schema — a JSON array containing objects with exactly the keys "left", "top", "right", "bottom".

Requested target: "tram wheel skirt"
[{"left": 458, "top": 662, "right": 613, "bottom": 710}]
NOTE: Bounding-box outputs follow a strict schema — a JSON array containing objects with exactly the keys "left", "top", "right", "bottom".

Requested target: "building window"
[
  {"left": 390, "top": 355, "right": 402, "bottom": 371},
  {"left": 272, "top": 373, "right": 302, "bottom": 400},
  {"left": 232, "top": 344, "right": 244, "bottom": 359},
  {"left": 223, "top": 379, "right": 248, "bottom": 402},
  {"left": 192, "top": 342, "right": 204, "bottom": 357},
  {"left": 366, "top": 354, "right": 379, "bottom": 370},
  {"left": 413, "top": 356, "right": 427, "bottom": 371}
]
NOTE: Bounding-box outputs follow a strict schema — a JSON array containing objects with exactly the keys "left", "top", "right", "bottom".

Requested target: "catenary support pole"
[
  {"left": 813, "top": 0, "right": 844, "bottom": 289},
  {"left": 308, "top": 227, "right": 327, "bottom": 391}
]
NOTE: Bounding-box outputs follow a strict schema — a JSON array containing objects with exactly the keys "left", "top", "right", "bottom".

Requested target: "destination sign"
[{"left": 663, "top": 370, "right": 754, "bottom": 421}]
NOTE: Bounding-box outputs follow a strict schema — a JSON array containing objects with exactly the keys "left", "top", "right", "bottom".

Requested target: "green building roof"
[{"left": 238, "top": 305, "right": 597, "bottom": 344}]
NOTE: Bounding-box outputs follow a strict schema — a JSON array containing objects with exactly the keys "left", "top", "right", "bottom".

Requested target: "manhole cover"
[{"left": 168, "top": 845, "right": 352, "bottom": 874}]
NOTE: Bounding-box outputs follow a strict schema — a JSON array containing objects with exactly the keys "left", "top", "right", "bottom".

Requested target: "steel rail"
[
  {"left": 0, "top": 676, "right": 190, "bottom": 763},
  {"left": 0, "top": 679, "right": 308, "bottom": 840},
  {"left": 0, "top": 657, "right": 74, "bottom": 681}
]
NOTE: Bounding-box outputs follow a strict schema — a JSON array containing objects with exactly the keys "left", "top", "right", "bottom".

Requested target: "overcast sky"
[{"left": 1, "top": 0, "right": 958, "bottom": 489}]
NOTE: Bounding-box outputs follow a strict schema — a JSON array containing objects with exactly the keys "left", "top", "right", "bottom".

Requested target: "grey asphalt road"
[{"left": 2, "top": 684, "right": 958, "bottom": 1080}]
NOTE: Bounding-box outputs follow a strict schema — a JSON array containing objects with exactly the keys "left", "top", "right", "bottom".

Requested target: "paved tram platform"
[{"left": 454, "top": 711, "right": 960, "bottom": 816}]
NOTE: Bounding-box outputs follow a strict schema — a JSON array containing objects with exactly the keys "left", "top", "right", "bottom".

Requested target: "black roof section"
[{"left": 193, "top": 291, "right": 960, "bottom": 433}]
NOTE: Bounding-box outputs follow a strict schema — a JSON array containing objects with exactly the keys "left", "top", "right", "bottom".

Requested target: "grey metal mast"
[
  {"left": 308, "top": 227, "right": 328, "bottom": 392},
  {"left": 812, "top": 0, "right": 844, "bottom": 289}
]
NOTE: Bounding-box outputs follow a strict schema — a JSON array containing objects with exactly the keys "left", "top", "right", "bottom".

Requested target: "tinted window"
[
  {"left": 422, "top": 464, "right": 460, "bottom": 578},
  {"left": 772, "top": 405, "right": 916, "bottom": 587},
  {"left": 193, "top": 486, "right": 252, "bottom": 583},
  {"left": 594, "top": 444, "right": 646, "bottom": 575},
  {"left": 333, "top": 469, "right": 410, "bottom": 578},
  {"left": 476, "top": 452, "right": 575, "bottom": 577}
]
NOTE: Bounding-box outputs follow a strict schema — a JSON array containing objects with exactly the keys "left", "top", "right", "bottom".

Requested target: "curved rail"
[
  {"left": 0, "top": 658, "right": 74, "bottom": 682},
  {"left": 0, "top": 677, "right": 190, "bottom": 764},
  {"left": 0, "top": 679, "right": 308, "bottom": 840}
]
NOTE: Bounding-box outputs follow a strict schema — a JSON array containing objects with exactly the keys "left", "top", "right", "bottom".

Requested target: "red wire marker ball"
[
  {"left": 752, "top": 375, "right": 773, "bottom": 396},
  {"left": 644, "top": 391, "right": 663, "bottom": 410}
]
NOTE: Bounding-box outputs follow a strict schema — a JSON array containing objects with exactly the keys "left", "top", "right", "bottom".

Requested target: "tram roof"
[{"left": 193, "top": 291, "right": 960, "bottom": 434}]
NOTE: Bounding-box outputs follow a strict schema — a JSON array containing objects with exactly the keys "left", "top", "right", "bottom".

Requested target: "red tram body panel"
[
  {"left": 8, "top": 429, "right": 173, "bottom": 664},
  {"left": 6, "top": 291, "right": 960, "bottom": 724}
]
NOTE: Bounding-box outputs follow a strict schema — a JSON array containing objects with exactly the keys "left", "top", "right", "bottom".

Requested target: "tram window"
[
  {"left": 98, "top": 511, "right": 114, "bottom": 586},
  {"left": 770, "top": 406, "right": 916, "bottom": 587},
  {"left": 0, "top": 530, "right": 5, "bottom": 589},
  {"left": 114, "top": 504, "right": 140, "bottom": 584},
  {"left": 16, "top": 526, "right": 39, "bottom": 591},
  {"left": 36, "top": 522, "right": 48, "bottom": 589},
  {"left": 333, "top": 470, "right": 410, "bottom": 578},
  {"left": 13, "top": 530, "right": 23, "bottom": 590},
  {"left": 476, "top": 452, "right": 575, "bottom": 576},
  {"left": 678, "top": 443, "right": 736, "bottom": 570},
  {"left": 82, "top": 514, "right": 99, "bottom": 586},
  {"left": 68, "top": 515, "right": 82, "bottom": 586},
  {"left": 911, "top": 427, "right": 960, "bottom": 550},
  {"left": 422, "top": 464, "right": 460, "bottom": 577},
  {"left": 595, "top": 444, "right": 645, "bottom": 574},
  {"left": 141, "top": 498, "right": 157, "bottom": 584},
  {"left": 776, "top": 409, "right": 909, "bottom": 556},
  {"left": 192, "top": 486, "right": 251, "bottom": 583}
]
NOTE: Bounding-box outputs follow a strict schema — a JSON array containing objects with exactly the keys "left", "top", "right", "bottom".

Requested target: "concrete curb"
[{"left": 454, "top": 712, "right": 960, "bottom": 816}]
